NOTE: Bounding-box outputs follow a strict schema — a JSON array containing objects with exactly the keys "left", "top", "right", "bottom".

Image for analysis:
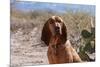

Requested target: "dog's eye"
[
  {"left": 50, "top": 19, "right": 55, "bottom": 24},
  {"left": 56, "top": 20, "right": 61, "bottom": 23},
  {"left": 55, "top": 18, "right": 61, "bottom": 23},
  {"left": 50, "top": 21, "right": 53, "bottom": 24}
]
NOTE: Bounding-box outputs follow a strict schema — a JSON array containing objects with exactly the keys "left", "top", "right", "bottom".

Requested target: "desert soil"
[{"left": 10, "top": 26, "right": 49, "bottom": 67}]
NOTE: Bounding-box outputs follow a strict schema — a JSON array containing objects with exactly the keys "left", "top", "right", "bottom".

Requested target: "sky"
[{"left": 11, "top": 1, "right": 95, "bottom": 15}]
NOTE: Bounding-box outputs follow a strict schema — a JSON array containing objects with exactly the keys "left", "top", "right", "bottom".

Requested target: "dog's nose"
[
  {"left": 55, "top": 26, "right": 60, "bottom": 32},
  {"left": 56, "top": 26, "right": 60, "bottom": 30}
]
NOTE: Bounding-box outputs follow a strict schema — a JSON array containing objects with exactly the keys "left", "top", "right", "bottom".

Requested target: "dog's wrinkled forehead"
[{"left": 51, "top": 16, "right": 63, "bottom": 22}]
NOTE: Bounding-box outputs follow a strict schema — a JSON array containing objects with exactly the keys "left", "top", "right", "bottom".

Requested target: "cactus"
[{"left": 79, "top": 17, "right": 95, "bottom": 61}]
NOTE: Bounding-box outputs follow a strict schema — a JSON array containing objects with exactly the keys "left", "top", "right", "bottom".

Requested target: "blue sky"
[{"left": 11, "top": 1, "right": 95, "bottom": 15}]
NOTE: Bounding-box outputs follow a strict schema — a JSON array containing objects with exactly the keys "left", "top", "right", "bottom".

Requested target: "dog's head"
[{"left": 41, "top": 16, "right": 67, "bottom": 45}]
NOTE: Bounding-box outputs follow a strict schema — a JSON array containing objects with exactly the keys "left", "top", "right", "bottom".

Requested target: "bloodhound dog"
[{"left": 41, "top": 16, "right": 82, "bottom": 64}]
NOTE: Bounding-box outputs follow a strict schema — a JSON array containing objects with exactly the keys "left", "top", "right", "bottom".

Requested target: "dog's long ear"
[
  {"left": 41, "top": 18, "right": 52, "bottom": 46},
  {"left": 62, "top": 23, "right": 67, "bottom": 44}
]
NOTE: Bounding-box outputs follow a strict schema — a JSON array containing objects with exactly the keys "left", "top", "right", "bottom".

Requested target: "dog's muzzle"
[
  {"left": 55, "top": 26, "right": 60, "bottom": 33},
  {"left": 55, "top": 23, "right": 62, "bottom": 35}
]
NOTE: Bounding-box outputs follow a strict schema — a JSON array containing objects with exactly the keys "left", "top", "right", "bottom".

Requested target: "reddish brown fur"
[
  {"left": 41, "top": 16, "right": 67, "bottom": 46},
  {"left": 41, "top": 16, "right": 82, "bottom": 64}
]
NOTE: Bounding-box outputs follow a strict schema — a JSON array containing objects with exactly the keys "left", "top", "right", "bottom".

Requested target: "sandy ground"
[{"left": 10, "top": 27, "right": 49, "bottom": 67}]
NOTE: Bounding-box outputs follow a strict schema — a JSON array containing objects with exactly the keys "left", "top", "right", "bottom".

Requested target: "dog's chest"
[{"left": 48, "top": 44, "right": 73, "bottom": 63}]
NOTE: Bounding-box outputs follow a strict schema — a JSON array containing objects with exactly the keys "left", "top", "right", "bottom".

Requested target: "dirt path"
[{"left": 11, "top": 27, "right": 49, "bottom": 67}]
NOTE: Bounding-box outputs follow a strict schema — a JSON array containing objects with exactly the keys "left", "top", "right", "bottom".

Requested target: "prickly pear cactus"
[{"left": 79, "top": 27, "right": 95, "bottom": 61}]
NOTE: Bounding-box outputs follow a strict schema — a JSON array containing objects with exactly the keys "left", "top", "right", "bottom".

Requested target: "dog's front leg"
[{"left": 71, "top": 46, "right": 82, "bottom": 62}]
